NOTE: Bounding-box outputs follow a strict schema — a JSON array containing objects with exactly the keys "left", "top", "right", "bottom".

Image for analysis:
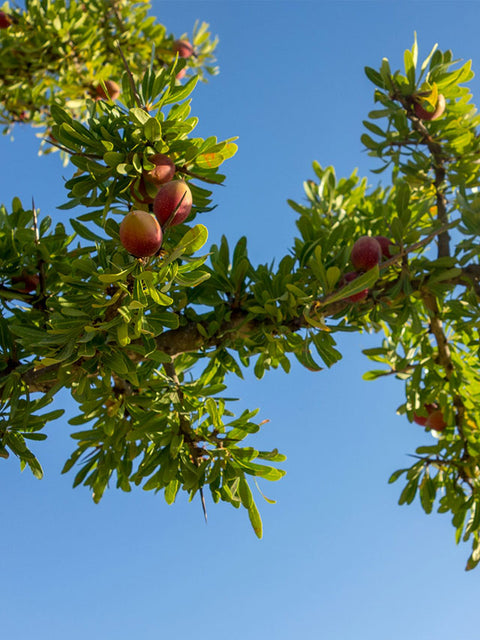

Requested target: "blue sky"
[{"left": 1, "top": 2, "right": 480, "bottom": 638}]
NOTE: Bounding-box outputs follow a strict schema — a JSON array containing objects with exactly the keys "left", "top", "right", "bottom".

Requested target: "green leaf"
[
  {"left": 364, "top": 66, "right": 385, "bottom": 88},
  {"left": 70, "top": 218, "right": 104, "bottom": 242},
  {"left": 129, "top": 107, "right": 151, "bottom": 125},
  {"left": 143, "top": 117, "right": 162, "bottom": 141},
  {"left": 164, "top": 479, "right": 179, "bottom": 504},
  {"left": 248, "top": 499, "right": 263, "bottom": 539},
  {"left": 320, "top": 266, "right": 379, "bottom": 306}
]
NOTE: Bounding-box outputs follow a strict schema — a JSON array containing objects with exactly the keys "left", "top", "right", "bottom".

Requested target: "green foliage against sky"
[{"left": 2, "top": 2, "right": 480, "bottom": 569}]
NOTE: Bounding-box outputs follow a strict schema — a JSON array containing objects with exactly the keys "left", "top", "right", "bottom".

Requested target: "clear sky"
[{"left": 1, "top": 2, "right": 480, "bottom": 639}]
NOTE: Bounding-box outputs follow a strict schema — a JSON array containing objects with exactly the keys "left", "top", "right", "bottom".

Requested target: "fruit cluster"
[
  {"left": 85, "top": 39, "right": 196, "bottom": 259},
  {"left": 120, "top": 153, "right": 193, "bottom": 258}
]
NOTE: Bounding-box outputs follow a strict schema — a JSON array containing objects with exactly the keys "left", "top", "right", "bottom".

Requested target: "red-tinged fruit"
[
  {"left": 176, "top": 67, "right": 187, "bottom": 80},
  {"left": 143, "top": 154, "right": 176, "bottom": 187},
  {"left": 129, "top": 177, "right": 157, "bottom": 206},
  {"left": 375, "top": 235, "right": 393, "bottom": 259},
  {"left": 0, "top": 11, "right": 12, "bottom": 28},
  {"left": 153, "top": 180, "right": 193, "bottom": 227},
  {"left": 351, "top": 236, "right": 382, "bottom": 272},
  {"left": 173, "top": 39, "right": 194, "bottom": 58},
  {"left": 425, "top": 409, "right": 447, "bottom": 432},
  {"left": 95, "top": 80, "right": 120, "bottom": 101},
  {"left": 414, "top": 93, "right": 446, "bottom": 121},
  {"left": 119, "top": 210, "right": 163, "bottom": 258},
  {"left": 12, "top": 271, "right": 39, "bottom": 293},
  {"left": 342, "top": 271, "right": 368, "bottom": 303},
  {"left": 413, "top": 403, "right": 438, "bottom": 426}
]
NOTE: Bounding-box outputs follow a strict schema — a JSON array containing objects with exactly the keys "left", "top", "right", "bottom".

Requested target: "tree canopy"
[{"left": 2, "top": 0, "right": 480, "bottom": 570}]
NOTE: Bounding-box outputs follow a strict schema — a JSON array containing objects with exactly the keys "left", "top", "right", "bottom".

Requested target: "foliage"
[{"left": 2, "top": 4, "right": 480, "bottom": 569}]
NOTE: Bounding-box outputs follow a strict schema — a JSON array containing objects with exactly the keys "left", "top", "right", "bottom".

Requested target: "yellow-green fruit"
[{"left": 119, "top": 210, "right": 163, "bottom": 257}]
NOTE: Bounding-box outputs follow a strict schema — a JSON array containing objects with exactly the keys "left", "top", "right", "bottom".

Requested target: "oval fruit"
[
  {"left": 425, "top": 409, "right": 447, "bottom": 432},
  {"left": 342, "top": 271, "right": 368, "bottom": 303},
  {"left": 129, "top": 176, "right": 157, "bottom": 205},
  {"left": 414, "top": 94, "right": 446, "bottom": 121},
  {"left": 375, "top": 235, "right": 393, "bottom": 259},
  {"left": 0, "top": 11, "right": 12, "bottom": 28},
  {"left": 351, "top": 236, "right": 382, "bottom": 272},
  {"left": 173, "top": 39, "right": 194, "bottom": 58},
  {"left": 143, "top": 154, "right": 175, "bottom": 187},
  {"left": 413, "top": 403, "right": 438, "bottom": 426},
  {"left": 12, "top": 271, "right": 39, "bottom": 293},
  {"left": 119, "top": 210, "right": 163, "bottom": 257},
  {"left": 95, "top": 80, "right": 120, "bottom": 101},
  {"left": 153, "top": 180, "right": 193, "bottom": 227}
]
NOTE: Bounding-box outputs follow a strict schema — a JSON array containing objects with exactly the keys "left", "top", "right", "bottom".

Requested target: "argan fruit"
[
  {"left": 119, "top": 210, "right": 163, "bottom": 257},
  {"left": 95, "top": 80, "right": 120, "bottom": 101},
  {"left": 425, "top": 409, "right": 447, "bottom": 432},
  {"left": 129, "top": 176, "right": 157, "bottom": 206},
  {"left": 375, "top": 235, "right": 393, "bottom": 259},
  {"left": 173, "top": 39, "right": 194, "bottom": 58},
  {"left": 414, "top": 94, "right": 446, "bottom": 121},
  {"left": 143, "top": 154, "right": 176, "bottom": 187},
  {"left": 413, "top": 403, "right": 438, "bottom": 426},
  {"left": 153, "top": 180, "right": 193, "bottom": 227},
  {"left": 351, "top": 236, "right": 382, "bottom": 272},
  {"left": 0, "top": 11, "right": 12, "bottom": 28},
  {"left": 342, "top": 271, "right": 368, "bottom": 303},
  {"left": 11, "top": 271, "right": 39, "bottom": 293}
]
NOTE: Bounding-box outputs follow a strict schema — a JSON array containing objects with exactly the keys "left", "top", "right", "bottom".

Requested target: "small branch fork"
[{"left": 409, "top": 454, "right": 475, "bottom": 491}]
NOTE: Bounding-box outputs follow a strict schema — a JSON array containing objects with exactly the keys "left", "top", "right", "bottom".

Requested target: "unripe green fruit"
[
  {"left": 153, "top": 180, "right": 193, "bottom": 227},
  {"left": 119, "top": 210, "right": 163, "bottom": 257},
  {"left": 95, "top": 80, "right": 120, "bottom": 101},
  {"left": 414, "top": 94, "right": 446, "bottom": 121},
  {"left": 143, "top": 154, "right": 176, "bottom": 187},
  {"left": 351, "top": 236, "right": 382, "bottom": 271},
  {"left": 173, "top": 39, "right": 194, "bottom": 58}
]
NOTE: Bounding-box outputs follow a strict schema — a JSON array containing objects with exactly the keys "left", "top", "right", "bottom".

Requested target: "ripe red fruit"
[
  {"left": 413, "top": 403, "right": 438, "bottom": 426},
  {"left": 351, "top": 236, "right": 382, "bottom": 271},
  {"left": 95, "top": 80, "right": 120, "bottom": 101},
  {"left": 153, "top": 180, "right": 193, "bottom": 227},
  {"left": 0, "top": 11, "right": 12, "bottom": 28},
  {"left": 119, "top": 210, "right": 163, "bottom": 258},
  {"left": 173, "top": 39, "right": 194, "bottom": 58},
  {"left": 11, "top": 271, "right": 39, "bottom": 293},
  {"left": 129, "top": 177, "right": 157, "bottom": 205},
  {"left": 375, "top": 235, "right": 393, "bottom": 259},
  {"left": 342, "top": 271, "right": 368, "bottom": 302},
  {"left": 414, "top": 93, "right": 446, "bottom": 121},
  {"left": 425, "top": 409, "right": 447, "bottom": 432},
  {"left": 143, "top": 154, "right": 176, "bottom": 187}
]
